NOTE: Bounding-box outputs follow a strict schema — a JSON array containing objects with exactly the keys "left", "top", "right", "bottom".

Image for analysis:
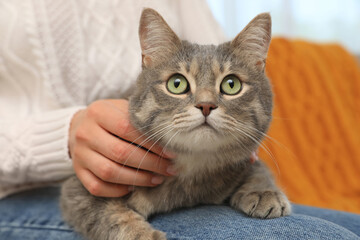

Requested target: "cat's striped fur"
[{"left": 61, "top": 8, "right": 291, "bottom": 240}]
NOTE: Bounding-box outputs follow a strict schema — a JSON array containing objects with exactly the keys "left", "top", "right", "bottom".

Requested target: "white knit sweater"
[{"left": 0, "top": 0, "right": 224, "bottom": 198}]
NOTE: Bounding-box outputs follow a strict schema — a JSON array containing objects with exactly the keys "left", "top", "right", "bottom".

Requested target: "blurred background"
[
  {"left": 206, "top": 0, "right": 360, "bottom": 213},
  {"left": 207, "top": 0, "right": 360, "bottom": 54}
]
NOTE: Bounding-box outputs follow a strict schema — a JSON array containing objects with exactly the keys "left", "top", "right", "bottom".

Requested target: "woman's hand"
[{"left": 68, "top": 99, "right": 176, "bottom": 197}]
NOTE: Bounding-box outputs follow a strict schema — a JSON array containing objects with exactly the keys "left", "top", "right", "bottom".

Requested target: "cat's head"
[{"left": 129, "top": 9, "right": 272, "bottom": 157}]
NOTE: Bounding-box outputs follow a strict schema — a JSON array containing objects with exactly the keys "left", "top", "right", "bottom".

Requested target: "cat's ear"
[
  {"left": 231, "top": 13, "right": 271, "bottom": 71},
  {"left": 139, "top": 8, "right": 181, "bottom": 68}
]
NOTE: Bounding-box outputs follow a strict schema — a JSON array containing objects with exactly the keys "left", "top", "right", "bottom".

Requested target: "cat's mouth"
[
  {"left": 200, "top": 122, "right": 211, "bottom": 127},
  {"left": 193, "top": 121, "right": 217, "bottom": 132}
]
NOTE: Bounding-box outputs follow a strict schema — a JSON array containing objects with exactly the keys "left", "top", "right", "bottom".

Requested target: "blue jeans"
[{"left": 0, "top": 187, "right": 359, "bottom": 240}]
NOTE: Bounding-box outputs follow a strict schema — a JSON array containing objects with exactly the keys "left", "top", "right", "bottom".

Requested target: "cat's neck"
[{"left": 173, "top": 151, "right": 249, "bottom": 179}]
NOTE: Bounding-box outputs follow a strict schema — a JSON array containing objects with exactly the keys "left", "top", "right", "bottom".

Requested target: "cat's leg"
[
  {"left": 230, "top": 160, "right": 291, "bottom": 219},
  {"left": 60, "top": 176, "right": 166, "bottom": 240},
  {"left": 125, "top": 177, "right": 199, "bottom": 219}
]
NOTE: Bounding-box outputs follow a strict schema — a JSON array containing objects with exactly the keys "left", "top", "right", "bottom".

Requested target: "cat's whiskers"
[
  {"left": 220, "top": 114, "right": 278, "bottom": 168},
  {"left": 121, "top": 124, "right": 173, "bottom": 165},
  {"left": 173, "top": 121, "right": 201, "bottom": 130},
  {"left": 227, "top": 131, "right": 250, "bottom": 153},
  {"left": 234, "top": 121, "right": 278, "bottom": 159},
  {"left": 221, "top": 109, "right": 294, "bottom": 165},
  {"left": 155, "top": 129, "right": 180, "bottom": 171},
  {"left": 115, "top": 121, "right": 171, "bottom": 166},
  {"left": 214, "top": 117, "right": 256, "bottom": 155},
  {"left": 173, "top": 117, "right": 203, "bottom": 130},
  {"left": 172, "top": 113, "right": 191, "bottom": 122},
  {"left": 217, "top": 104, "right": 283, "bottom": 151},
  {"left": 172, "top": 119, "right": 192, "bottom": 125},
  {"left": 237, "top": 123, "right": 295, "bottom": 159},
  {"left": 131, "top": 126, "right": 177, "bottom": 187},
  {"left": 220, "top": 113, "right": 278, "bottom": 173},
  {"left": 232, "top": 124, "right": 280, "bottom": 175},
  {"left": 115, "top": 123, "right": 173, "bottom": 182},
  {"left": 123, "top": 121, "right": 170, "bottom": 137}
]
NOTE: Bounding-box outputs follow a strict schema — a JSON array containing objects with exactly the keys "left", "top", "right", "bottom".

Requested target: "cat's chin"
[
  {"left": 164, "top": 124, "right": 230, "bottom": 153},
  {"left": 192, "top": 123, "right": 216, "bottom": 132}
]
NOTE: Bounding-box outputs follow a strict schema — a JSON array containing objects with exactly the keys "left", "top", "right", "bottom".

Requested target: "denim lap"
[
  {"left": 151, "top": 205, "right": 360, "bottom": 240},
  {"left": 0, "top": 187, "right": 359, "bottom": 240}
]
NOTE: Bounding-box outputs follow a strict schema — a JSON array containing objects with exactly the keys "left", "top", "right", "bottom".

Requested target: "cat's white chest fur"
[{"left": 173, "top": 153, "right": 221, "bottom": 178}]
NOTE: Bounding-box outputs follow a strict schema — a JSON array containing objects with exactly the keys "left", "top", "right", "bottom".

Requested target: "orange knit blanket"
[{"left": 261, "top": 38, "right": 360, "bottom": 213}]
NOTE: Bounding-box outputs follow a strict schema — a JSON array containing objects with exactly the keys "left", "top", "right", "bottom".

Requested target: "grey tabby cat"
[{"left": 61, "top": 8, "right": 291, "bottom": 240}]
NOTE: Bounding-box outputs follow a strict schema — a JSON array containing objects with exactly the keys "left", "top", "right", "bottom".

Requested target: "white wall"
[{"left": 207, "top": 0, "right": 360, "bottom": 54}]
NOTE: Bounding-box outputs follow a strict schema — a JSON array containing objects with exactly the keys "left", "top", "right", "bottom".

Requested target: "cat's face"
[{"left": 129, "top": 9, "right": 272, "bottom": 155}]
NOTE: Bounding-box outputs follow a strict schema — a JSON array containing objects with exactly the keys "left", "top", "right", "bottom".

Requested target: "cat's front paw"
[
  {"left": 131, "top": 229, "right": 167, "bottom": 240},
  {"left": 232, "top": 191, "right": 291, "bottom": 219},
  {"left": 114, "top": 228, "right": 166, "bottom": 240},
  {"left": 151, "top": 230, "right": 167, "bottom": 240}
]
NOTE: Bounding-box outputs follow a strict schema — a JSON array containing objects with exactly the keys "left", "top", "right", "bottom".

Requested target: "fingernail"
[
  {"left": 251, "top": 151, "right": 259, "bottom": 161},
  {"left": 166, "top": 165, "right": 177, "bottom": 175},
  {"left": 151, "top": 176, "right": 164, "bottom": 185},
  {"left": 162, "top": 150, "right": 177, "bottom": 159},
  {"left": 250, "top": 151, "right": 259, "bottom": 164}
]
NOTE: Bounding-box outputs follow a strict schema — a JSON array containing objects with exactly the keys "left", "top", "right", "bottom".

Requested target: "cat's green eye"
[
  {"left": 167, "top": 74, "right": 189, "bottom": 94},
  {"left": 220, "top": 75, "right": 242, "bottom": 95}
]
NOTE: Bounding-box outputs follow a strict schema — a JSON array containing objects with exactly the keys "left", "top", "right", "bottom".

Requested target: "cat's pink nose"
[{"left": 195, "top": 103, "right": 218, "bottom": 117}]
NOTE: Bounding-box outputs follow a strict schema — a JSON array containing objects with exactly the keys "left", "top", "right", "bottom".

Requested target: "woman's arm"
[{"left": 0, "top": 106, "right": 83, "bottom": 197}]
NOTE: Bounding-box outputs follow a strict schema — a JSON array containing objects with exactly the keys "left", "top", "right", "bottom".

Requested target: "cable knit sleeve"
[
  {"left": 0, "top": 107, "right": 84, "bottom": 198},
  {"left": 0, "top": 0, "right": 88, "bottom": 198}
]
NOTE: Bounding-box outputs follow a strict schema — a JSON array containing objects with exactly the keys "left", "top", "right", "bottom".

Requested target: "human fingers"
[
  {"left": 89, "top": 100, "right": 175, "bottom": 159},
  {"left": 74, "top": 166, "right": 130, "bottom": 197},
  {"left": 88, "top": 126, "right": 174, "bottom": 176},
  {"left": 81, "top": 149, "right": 165, "bottom": 187}
]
